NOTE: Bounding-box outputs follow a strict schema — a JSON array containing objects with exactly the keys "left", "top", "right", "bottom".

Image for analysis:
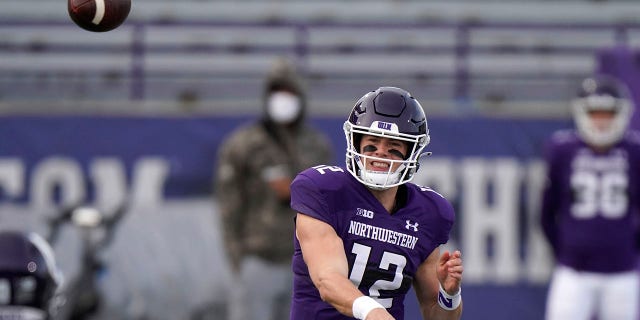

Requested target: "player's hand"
[
  {"left": 365, "top": 307, "right": 395, "bottom": 320},
  {"left": 266, "top": 176, "right": 293, "bottom": 202},
  {"left": 437, "top": 250, "right": 463, "bottom": 295}
]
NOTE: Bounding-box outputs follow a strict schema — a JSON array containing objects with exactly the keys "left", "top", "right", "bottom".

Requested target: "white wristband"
[
  {"left": 437, "top": 283, "right": 461, "bottom": 311},
  {"left": 352, "top": 296, "right": 385, "bottom": 319}
]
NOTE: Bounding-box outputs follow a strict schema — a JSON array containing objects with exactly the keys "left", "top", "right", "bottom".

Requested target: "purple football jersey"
[
  {"left": 289, "top": 165, "right": 455, "bottom": 320},
  {"left": 541, "top": 130, "right": 640, "bottom": 273}
]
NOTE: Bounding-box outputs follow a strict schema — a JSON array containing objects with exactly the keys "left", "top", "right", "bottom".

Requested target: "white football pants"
[{"left": 545, "top": 265, "right": 639, "bottom": 320}]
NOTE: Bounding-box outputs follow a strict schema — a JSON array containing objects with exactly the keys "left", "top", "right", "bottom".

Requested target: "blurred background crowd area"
[
  {"left": 2, "top": 1, "right": 640, "bottom": 320},
  {"left": 1, "top": 0, "right": 639, "bottom": 117}
]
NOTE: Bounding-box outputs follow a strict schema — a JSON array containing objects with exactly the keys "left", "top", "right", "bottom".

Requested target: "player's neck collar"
[{"left": 391, "top": 184, "right": 408, "bottom": 214}]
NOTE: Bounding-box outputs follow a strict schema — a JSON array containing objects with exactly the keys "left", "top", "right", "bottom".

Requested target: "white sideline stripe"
[{"left": 92, "top": 0, "right": 105, "bottom": 25}]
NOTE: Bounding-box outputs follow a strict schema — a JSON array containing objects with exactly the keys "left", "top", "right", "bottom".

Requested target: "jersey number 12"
[{"left": 349, "top": 242, "right": 406, "bottom": 308}]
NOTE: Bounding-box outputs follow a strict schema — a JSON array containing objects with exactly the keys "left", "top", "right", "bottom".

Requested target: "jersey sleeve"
[
  {"left": 539, "top": 132, "right": 568, "bottom": 254},
  {"left": 411, "top": 185, "right": 456, "bottom": 246},
  {"left": 627, "top": 132, "right": 640, "bottom": 249},
  {"left": 290, "top": 168, "right": 336, "bottom": 227},
  {"left": 428, "top": 189, "right": 456, "bottom": 245}
]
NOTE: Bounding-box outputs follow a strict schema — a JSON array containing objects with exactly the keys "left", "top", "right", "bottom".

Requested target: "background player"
[
  {"left": 0, "top": 230, "right": 63, "bottom": 320},
  {"left": 290, "top": 87, "right": 463, "bottom": 319},
  {"left": 541, "top": 75, "right": 640, "bottom": 320}
]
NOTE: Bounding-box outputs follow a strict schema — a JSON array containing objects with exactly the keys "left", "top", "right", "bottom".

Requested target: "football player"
[
  {"left": 541, "top": 75, "right": 640, "bottom": 320},
  {"left": 290, "top": 87, "right": 463, "bottom": 319},
  {"left": 0, "top": 230, "right": 63, "bottom": 320}
]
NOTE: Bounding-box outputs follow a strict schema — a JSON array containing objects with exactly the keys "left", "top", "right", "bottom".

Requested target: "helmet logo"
[
  {"left": 378, "top": 122, "right": 392, "bottom": 130},
  {"left": 372, "top": 121, "right": 399, "bottom": 133}
]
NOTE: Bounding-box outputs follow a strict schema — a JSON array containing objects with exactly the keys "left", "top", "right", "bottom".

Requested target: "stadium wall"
[{"left": 0, "top": 114, "right": 572, "bottom": 319}]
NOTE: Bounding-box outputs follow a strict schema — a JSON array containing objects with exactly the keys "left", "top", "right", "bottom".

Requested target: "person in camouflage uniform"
[{"left": 215, "top": 58, "right": 333, "bottom": 320}]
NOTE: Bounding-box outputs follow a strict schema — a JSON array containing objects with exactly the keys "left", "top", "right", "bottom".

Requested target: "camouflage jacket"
[{"left": 215, "top": 121, "right": 333, "bottom": 268}]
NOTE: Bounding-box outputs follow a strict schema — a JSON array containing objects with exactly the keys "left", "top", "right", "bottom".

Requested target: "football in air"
[{"left": 68, "top": 0, "right": 131, "bottom": 32}]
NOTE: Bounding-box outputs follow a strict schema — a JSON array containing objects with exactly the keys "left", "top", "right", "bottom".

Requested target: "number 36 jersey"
[
  {"left": 290, "top": 165, "right": 455, "bottom": 320},
  {"left": 541, "top": 130, "right": 640, "bottom": 273}
]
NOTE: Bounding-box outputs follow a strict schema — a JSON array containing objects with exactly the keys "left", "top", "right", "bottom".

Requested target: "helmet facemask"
[
  {"left": 571, "top": 76, "right": 634, "bottom": 148},
  {"left": 344, "top": 121, "right": 429, "bottom": 190},
  {"left": 572, "top": 94, "right": 632, "bottom": 148}
]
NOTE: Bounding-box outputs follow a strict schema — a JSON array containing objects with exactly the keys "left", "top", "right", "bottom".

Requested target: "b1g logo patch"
[{"left": 356, "top": 208, "right": 374, "bottom": 219}]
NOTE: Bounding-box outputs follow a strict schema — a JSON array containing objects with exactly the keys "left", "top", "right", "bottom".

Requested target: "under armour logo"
[
  {"left": 405, "top": 220, "right": 419, "bottom": 232},
  {"left": 438, "top": 291, "right": 453, "bottom": 309}
]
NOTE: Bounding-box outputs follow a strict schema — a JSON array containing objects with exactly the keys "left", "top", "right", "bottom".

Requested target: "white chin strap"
[{"left": 354, "top": 154, "right": 407, "bottom": 190}]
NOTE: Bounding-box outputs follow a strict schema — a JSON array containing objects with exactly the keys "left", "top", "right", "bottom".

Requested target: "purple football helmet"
[
  {"left": 344, "top": 86, "right": 430, "bottom": 190},
  {"left": 0, "top": 231, "right": 62, "bottom": 315},
  {"left": 572, "top": 75, "right": 633, "bottom": 147}
]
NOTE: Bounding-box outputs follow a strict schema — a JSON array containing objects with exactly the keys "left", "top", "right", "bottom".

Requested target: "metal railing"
[{"left": 0, "top": 19, "right": 639, "bottom": 115}]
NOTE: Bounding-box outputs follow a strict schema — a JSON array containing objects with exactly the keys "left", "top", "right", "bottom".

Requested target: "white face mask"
[{"left": 267, "top": 91, "right": 301, "bottom": 124}]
